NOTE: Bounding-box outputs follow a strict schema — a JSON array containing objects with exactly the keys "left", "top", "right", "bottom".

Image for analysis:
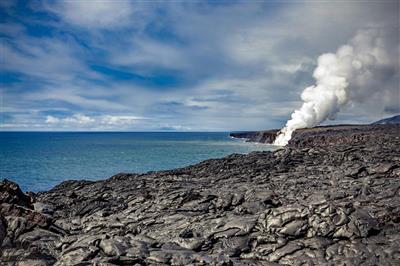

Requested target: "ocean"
[{"left": 0, "top": 132, "right": 276, "bottom": 192}]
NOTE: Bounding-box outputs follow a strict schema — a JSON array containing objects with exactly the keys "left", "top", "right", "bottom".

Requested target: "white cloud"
[
  {"left": 158, "top": 124, "right": 192, "bottom": 131},
  {"left": 46, "top": 1, "right": 134, "bottom": 29},
  {"left": 45, "top": 116, "right": 60, "bottom": 124},
  {"left": 44, "top": 114, "right": 145, "bottom": 129},
  {"left": 110, "top": 37, "right": 189, "bottom": 70},
  {"left": 1, "top": 36, "right": 97, "bottom": 82},
  {"left": 100, "top": 115, "right": 144, "bottom": 126},
  {"left": 25, "top": 87, "right": 128, "bottom": 111},
  {"left": 46, "top": 114, "right": 95, "bottom": 126},
  {"left": 226, "top": 2, "right": 398, "bottom": 67},
  {"left": 65, "top": 114, "right": 95, "bottom": 125}
]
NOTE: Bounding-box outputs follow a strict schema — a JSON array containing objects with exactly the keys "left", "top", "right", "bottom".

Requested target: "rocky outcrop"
[
  {"left": 1, "top": 124, "right": 399, "bottom": 265},
  {"left": 0, "top": 179, "right": 34, "bottom": 209},
  {"left": 230, "top": 129, "right": 279, "bottom": 143},
  {"left": 230, "top": 124, "right": 399, "bottom": 146},
  {"left": 288, "top": 124, "right": 400, "bottom": 148}
]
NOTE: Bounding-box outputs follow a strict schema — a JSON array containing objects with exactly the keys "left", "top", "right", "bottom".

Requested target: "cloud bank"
[{"left": 44, "top": 114, "right": 144, "bottom": 129}]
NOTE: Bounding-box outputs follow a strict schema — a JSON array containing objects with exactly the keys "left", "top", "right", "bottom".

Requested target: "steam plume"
[{"left": 274, "top": 28, "right": 399, "bottom": 146}]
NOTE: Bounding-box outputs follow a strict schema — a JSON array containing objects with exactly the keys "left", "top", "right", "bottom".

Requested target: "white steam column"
[{"left": 274, "top": 28, "right": 399, "bottom": 146}]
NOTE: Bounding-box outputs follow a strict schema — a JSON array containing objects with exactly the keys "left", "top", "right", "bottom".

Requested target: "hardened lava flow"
[{"left": 1, "top": 124, "right": 400, "bottom": 265}]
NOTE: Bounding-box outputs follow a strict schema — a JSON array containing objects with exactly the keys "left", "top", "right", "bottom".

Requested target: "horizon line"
[{"left": 0, "top": 130, "right": 256, "bottom": 133}]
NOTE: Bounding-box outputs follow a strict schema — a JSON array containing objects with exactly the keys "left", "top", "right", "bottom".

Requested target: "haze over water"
[{"left": 0, "top": 132, "right": 276, "bottom": 192}]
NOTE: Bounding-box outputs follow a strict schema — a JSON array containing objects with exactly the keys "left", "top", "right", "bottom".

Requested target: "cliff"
[
  {"left": 230, "top": 129, "right": 279, "bottom": 144},
  {"left": 229, "top": 124, "right": 395, "bottom": 146}
]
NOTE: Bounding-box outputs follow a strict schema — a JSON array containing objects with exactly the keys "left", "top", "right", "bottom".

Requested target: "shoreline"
[
  {"left": 2, "top": 132, "right": 275, "bottom": 193},
  {"left": 1, "top": 124, "right": 399, "bottom": 264}
]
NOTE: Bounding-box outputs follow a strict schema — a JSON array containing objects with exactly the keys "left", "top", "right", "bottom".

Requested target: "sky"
[{"left": 0, "top": 0, "right": 399, "bottom": 131}]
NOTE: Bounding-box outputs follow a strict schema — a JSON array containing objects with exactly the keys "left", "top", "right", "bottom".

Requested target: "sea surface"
[{"left": 0, "top": 132, "right": 277, "bottom": 192}]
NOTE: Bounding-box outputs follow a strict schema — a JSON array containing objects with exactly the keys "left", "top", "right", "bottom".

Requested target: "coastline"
[
  {"left": 1, "top": 124, "right": 399, "bottom": 265},
  {"left": 1, "top": 132, "right": 274, "bottom": 193}
]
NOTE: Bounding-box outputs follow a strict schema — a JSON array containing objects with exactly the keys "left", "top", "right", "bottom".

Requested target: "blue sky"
[{"left": 0, "top": 0, "right": 398, "bottom": 131}]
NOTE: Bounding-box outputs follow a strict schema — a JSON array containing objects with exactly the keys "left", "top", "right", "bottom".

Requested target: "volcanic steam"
[{"left": 274, "top": 28, "right": 399, "bottom": 146}]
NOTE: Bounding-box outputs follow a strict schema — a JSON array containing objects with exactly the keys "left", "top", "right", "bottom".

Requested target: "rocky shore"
[
  {"left": 229, "top": 124, "right": 379, "bottom": 145},
  {"left": 1, "top": 124, "right": 400, "bottom": 265}
]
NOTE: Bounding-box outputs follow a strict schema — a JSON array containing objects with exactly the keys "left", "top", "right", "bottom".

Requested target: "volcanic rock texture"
[{"left": 1, "top": 124, "right": 399, "bottom": 265}]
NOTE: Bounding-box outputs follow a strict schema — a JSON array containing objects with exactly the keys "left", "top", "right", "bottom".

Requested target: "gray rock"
[
  {"left": 0, "top": 218, "right": 5, "bottom": 246},
  {"left": 33, "top": 203, "right": 54, "bottom": 216},
  {"left": 99, "top": 238, "right": 128, "bottom": 257}
]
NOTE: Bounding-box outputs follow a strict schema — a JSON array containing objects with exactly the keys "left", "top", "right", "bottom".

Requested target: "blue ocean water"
[{"left": 0, "top": 132, "right": 276, "bottom": 192}]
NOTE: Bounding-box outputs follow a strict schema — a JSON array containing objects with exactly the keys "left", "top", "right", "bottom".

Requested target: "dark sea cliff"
[{"left": 1, "top": 124, "right": 400, "bottom": 265}]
